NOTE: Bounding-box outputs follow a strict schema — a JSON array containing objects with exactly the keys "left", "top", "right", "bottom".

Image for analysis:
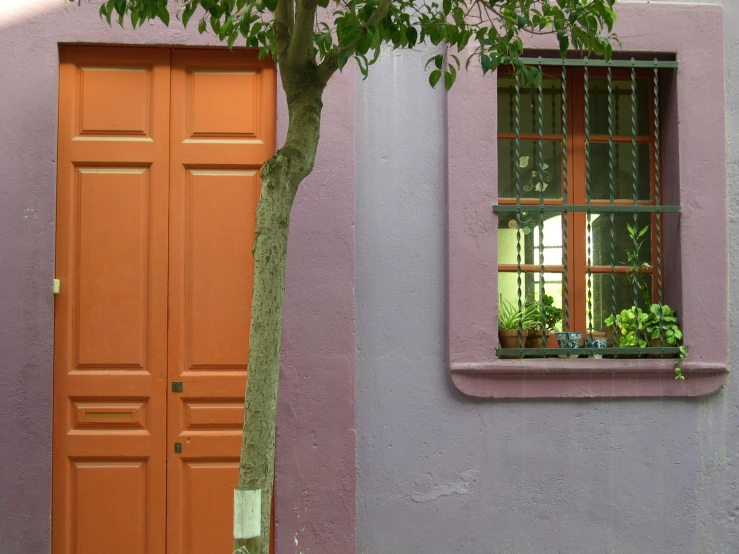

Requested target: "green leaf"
[
  {"left": 429, "top": 69, "right": 441, "bottom": 88},
  {"left": 357, "top": 32, "right": 373, "bottom": 55},
  {"left": 338, "top": 49, "right": 352, "bottom": 69},
  {"left": 157, "top": 5, "right": 170, "bottom": 26},
  {"left": 227, "top": 30, "right": 238, "bottom": 49},
  {"left": 264, "top": 0, "right": 278, "bottom": 12},
  {"left": 405, "top": 27, "right": 418, "bottom": 48},
  {"left": 517, "top": 15, "right": 527, "bottom": 28},
  {"left": 558, "top": 34, "right": 569, "bottom": 57},
  {"left": 182, "top": 4, "right": 196, "bottom": 28},
  {"left": 444, "top": 66, "right": 456, "bottom": 91},
  {"left": 198, "top": 18, "right": 206, "bottom": 34},
  {"left": 443, "top": 0, "right": 451, "bottom": 16}
]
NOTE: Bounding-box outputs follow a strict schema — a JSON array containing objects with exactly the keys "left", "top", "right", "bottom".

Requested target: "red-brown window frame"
[{"left": 496, "top": 65, "right": 662, "bottom": 335}]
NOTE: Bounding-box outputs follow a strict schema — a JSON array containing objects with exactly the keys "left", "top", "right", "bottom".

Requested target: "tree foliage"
[{"left": 92, "top": 0, "right": 617, "bottom": 89}]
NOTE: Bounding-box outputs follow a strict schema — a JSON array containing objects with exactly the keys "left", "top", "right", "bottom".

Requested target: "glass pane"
[
  {"left": 589, "top": 213, "right": 652, "bottom": 267},
  {"left": 588, "top": 273, "right": 653, "bottom": 332},
  {"left": 498, "top": 76, "right": 563, "bottom": 135},
  {"left": 498, "top": 272, "right": 564, "bottom": 332},
  {"left": 498, "top": 140, "right": 562, "bottom": 200},
  {"left": 588, "top": 78, "right": 649, "bottom": 136},
  {"left": 498, "top": 215, "right": 562, "bottom": 265},
  {"left": 589, "top": 142, "right": 650, "bottom": 201}
]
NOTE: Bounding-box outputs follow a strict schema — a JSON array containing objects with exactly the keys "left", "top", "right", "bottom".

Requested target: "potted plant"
[
  {"left": 497, "top": 296, "right": 538, "bottom": 358},
  {"left": 604, "top": 307, "right": 649, "bottom": 357},
  {"left": 644, "top": 304, "right": 687, "bottom": 361},
  {"left": 525, "top": 295, "right": 562, "bottom": 349}
]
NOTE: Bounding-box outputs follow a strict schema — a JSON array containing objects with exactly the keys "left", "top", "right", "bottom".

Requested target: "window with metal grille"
[{"left": 494, "top": 57, "right": 682, "bottom": 359}]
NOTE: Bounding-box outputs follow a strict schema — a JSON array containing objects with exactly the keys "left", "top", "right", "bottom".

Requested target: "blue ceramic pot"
[
  {"left": 584, "top": 337, "right": 607, "bottom": 359},
  {"left": 555, "top": 332, "right": 581, "bottom": 358}
]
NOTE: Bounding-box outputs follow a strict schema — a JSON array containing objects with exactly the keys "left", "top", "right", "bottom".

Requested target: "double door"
[{"left": 52, "top": 46, "right": 275, "bottom": 554}]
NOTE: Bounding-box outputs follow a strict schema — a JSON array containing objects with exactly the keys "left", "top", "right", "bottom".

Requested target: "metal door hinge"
[
  {"left": 171, "top": 381, "right": 183, "bottom": 393},
  {"left": 53, "top": 279, "right": 60, "bottom": 295},
  {"left": 174, "top": 442, "right": 182, "bottom": 454}
]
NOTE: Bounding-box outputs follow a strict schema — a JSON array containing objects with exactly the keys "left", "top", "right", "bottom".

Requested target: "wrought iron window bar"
[{"left": 494, "top": 57, "right": 681, "bottom": 359}]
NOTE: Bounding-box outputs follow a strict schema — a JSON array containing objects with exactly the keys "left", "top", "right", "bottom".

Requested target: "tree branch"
[
  {"left": 286, "top": 0, "right": 319, "bottom": 66},
  {"left": 274, "top": 0, "right": 295, "bottom": 61}
]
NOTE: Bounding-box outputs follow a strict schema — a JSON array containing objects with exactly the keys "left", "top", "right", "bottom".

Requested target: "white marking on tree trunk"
[{"left": 233, "top": 489, "right": 261, "bottom": 539}]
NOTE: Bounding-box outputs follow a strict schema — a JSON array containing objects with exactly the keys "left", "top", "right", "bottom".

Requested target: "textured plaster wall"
[
  {"left": 355, "top": 1, "right": 739, "bottom": 552},
  {"left": 0, "top": 2, "right": 354, "bottom": 553}
]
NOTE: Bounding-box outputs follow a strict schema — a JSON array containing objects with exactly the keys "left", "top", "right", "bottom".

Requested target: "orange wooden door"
[
  {"left": 166, "top": 49, "right": 276, "bottom": 554},
  {"left": 53, "top": 47, "right": 171, "bottom": 554}
]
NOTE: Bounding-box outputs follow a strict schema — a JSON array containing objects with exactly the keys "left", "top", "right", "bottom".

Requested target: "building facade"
[{"left": 0, "top": 1, "right": 736, "bottom": 553}]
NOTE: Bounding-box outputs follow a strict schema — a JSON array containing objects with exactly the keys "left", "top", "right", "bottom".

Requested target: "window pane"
[
  {"left": 498, "top": 140, "right": 562, "bottom": 200},
  {"left": 588, "top": 78, "right": 650, "bottom": 136},
  {"left": 498, "top": 272, "right": 564, "bottom": 331},
  {"left": 589, "top": 142, "right": 651, "bottom": 201},
  {"left": 588, "top": 273, "right": 653, "bottom": 331},
  {"left": 589, "top": 213, "right": 652, "bottom": 267},
  {"left": 498, "top": 76, "right": 563, "bottom": 135},
  {"left": 498, "top": 215, "right": 562, "bottom": 265}
]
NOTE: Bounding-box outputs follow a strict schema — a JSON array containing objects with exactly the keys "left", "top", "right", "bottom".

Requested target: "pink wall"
[{"left": 0, "top": 3, "right": 355, "bottom": 552}]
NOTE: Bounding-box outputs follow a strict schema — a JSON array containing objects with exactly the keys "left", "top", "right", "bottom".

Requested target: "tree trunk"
[{"left": 234, "top": 71, "right": 324, "bottom": 554}]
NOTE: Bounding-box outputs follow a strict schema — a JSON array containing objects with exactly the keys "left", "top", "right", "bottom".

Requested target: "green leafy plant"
[
  {"left": 525, "top": 294, "right": 562, "bottom": 330},
  {"left": 623, "top": 223, "right": 651, "bottom": 310},
  {"left": 645, "top": 303, "right": 686, "bottom": 379},
  {"left": 605, "top": 307, "right": 648, "bottom": 347},
  {"left": 498, "top": 295, "right": 539, "bottom": 330}
]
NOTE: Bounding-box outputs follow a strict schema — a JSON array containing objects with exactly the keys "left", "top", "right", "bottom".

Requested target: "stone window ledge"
[{"left": 450, "top": 361, "right": 728, "bottom": 399}]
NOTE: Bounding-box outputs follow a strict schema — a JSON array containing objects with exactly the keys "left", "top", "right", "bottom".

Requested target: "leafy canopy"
[{"left": 87, "top": 0, "right": 618, "bottom": 89}]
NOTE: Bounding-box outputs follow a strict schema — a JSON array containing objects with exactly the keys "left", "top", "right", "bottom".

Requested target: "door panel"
[
  {"left": 53, "top": 47, "right": 170, "bottom": 554},
  {"left": 167, "top": 49, "right": 276, "bottom": 554}
]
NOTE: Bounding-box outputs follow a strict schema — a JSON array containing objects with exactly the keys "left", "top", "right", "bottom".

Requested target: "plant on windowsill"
[
  {"left": 497, "top": 295, "right": 539, "bottom": 358},
  {"left": 604, "top": 307, "right": 649, "bottom": 356},
  {"left": 524, "top": 294, "right": 562, "bottom": 350},
  {"left": 644, "top": 304, "right": 686, "bottom": 379}
]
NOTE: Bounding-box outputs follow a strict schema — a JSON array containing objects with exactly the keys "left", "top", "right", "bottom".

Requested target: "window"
[
  {"left": 446, "top": 3, "right": 728, "bottom": 398},
  {"left": 495, "top": 62, "right": 671, "bottom": 349}
]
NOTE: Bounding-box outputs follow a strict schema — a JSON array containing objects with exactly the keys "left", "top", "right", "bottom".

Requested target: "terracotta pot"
[
  {"left": 648, "top": 336, "right": 677, "bottom": 359},
  {"left": 525, "top": 329, "right": 547, "bottom": 349},
  {"left": 546, "top": 333, "right": 558, "bottom": 349},
  {"left": 498, "top": 329, "right": 528, "bottom": 359}
]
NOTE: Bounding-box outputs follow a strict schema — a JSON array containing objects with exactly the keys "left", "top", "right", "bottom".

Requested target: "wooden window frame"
[{"left": 496, "top": 66, "right": 662, "bottom": 336}]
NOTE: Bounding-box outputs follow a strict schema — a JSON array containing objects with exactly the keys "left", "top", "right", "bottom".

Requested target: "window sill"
[{"left": 450, "top": 360, "right": 727, "bottom": 399}]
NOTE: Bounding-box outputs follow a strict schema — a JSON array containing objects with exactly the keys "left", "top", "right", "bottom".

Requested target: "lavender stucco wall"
[
  {"left": 0, "top": 2, "right": 354, "bottom": 553},
  {"left": 356, "top": 1, "right": 739, "bottom": 552}
]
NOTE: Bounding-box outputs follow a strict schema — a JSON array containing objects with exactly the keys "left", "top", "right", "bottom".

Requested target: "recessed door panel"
[
  {"left": 53, "top": 46, "right": 170, "bottom": 554},
  {"left": 167, "top": 49, "right": 276, "bottom": 554}
]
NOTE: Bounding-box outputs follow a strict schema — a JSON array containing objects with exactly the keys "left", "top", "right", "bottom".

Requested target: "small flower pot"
[
  {"left": 584, "top": 338, "right": 607, "bottom": 359},
  {"left": 555, "top": 332, "right": 581, "bottom": 359},
  {"left": 647, "top": 336, "right": 677, "bottom": 359},
  {"left": 498, "top": 329, "right": 528, "bottom": 359},
  {"left": 525, "top": 329, "right": 548, "bottom": 350}
]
